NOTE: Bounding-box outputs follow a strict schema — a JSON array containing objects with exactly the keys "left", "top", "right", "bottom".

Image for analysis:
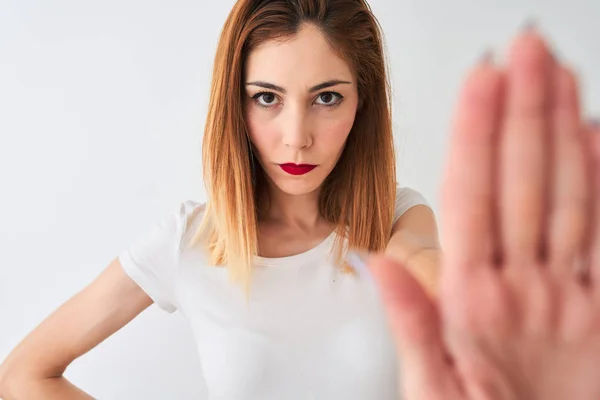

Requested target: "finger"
[
  {"left": 587, "top": 122, "right": 600, "bottom": 287},
  {"left": 365, "top": 255, "right": 464, "bottom": 399},
  {"left": 441, "top": 54, "right": 503, "bottom": 273},
  {"left": 499, "top": 29, "right": 553, "bottom": 266},
  {"left": 547, "top": 66, "right": 589, "bottom": 275}
]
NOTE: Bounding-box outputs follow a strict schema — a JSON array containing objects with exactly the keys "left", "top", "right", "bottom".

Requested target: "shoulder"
[
  {"left": 173, "top": 199, "right": 206, "bottom": 230},
  {"left": 117, "top": 199, "right": 206, "bottom": 313},
  {"left": 120, "top": 199, "right": 206, "bottom": 270},
  {"left": 177, "top": 200, "right": 207, "bottom": 249},
  {"left": 174, "top": 199, "right": 205, "bottom": 221},
  {"left": 154, "top": 200, "right": 207, "bottom": 253},
  {"left": 393, "top": 184, "right": 430, "bottom": 222},
  {"left": 149, "top": 200, "right": 205, "bottom": 245}
]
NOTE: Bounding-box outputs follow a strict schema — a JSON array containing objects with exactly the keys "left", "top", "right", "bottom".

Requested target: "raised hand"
[{"left": 368, "top": 26, "right": 600, "bottom": 400}]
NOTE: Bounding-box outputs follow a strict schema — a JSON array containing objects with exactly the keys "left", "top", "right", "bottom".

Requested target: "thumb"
[
  {"left": 351, "top": 253, "right": 461, "bottom": 399},
  {"left": 368, "top": 254, "right": 442, "bottom": 358},
  {"left": 586, "top": 120, "right": 600, "bottom": 283}
]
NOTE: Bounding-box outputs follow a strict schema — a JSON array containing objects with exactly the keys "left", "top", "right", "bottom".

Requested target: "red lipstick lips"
[{"left": 279, "top": 163, "right": 317, "bottom": 175}]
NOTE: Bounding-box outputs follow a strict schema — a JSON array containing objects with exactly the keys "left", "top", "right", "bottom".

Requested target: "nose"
[{"left": 281, "top": 103, "right": 312, "bottom": 149}]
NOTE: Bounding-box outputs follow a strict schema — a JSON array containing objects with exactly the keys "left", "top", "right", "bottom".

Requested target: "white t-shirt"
[{"left": 119, "top": 186, "right": 429, "bottom": 400}]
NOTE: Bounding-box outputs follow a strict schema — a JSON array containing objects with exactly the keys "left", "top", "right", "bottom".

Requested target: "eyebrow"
[{"left": 245, "top": 79, "right": 352, "bottom": 94}]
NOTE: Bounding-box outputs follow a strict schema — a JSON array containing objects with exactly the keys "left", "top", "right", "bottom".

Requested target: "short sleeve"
[
  {"left": 118, "top": 201, "right": 195, "bottom": 313},
  {"left": 393, "top": 185, "right": 430, "bottom": 224}
]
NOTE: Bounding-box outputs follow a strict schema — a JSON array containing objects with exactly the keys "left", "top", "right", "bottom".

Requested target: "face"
[{"left": 244, "top": 24, "right": 359, "bottom": 196}]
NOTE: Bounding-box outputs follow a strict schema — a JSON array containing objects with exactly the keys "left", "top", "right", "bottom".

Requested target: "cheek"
[
  {"left": 246, "top": 109, "right": 278, "bottom": 159},
  {"left": 315, "top": 112, "right": 355, "bottom": 156}
]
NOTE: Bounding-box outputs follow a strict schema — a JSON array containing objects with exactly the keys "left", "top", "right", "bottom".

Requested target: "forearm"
[
  {"left": 402, "top": 247, "right": 441, "bottom": 296},
  {"left": 385, "top": 230, "right": 441, "bottom": 297},
  {"left": 1, "top": 375, "right": 94, "bottom": 400}
]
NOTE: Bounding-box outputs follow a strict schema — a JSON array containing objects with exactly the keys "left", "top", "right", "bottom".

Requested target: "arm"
[
  {"left": 0, "top": 258, "right": 154, "bottom": 399},
  {"left": 386, "top": 204, "right": 442, "bottom": 296}
]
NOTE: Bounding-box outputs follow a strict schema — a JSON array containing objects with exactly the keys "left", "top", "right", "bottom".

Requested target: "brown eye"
[
  {"left": 253, "top": 92, "right": 280, "bottom": 107},
  {"left": 320, "top": 93, "right": 333, "bottom": 103},
  {"left": 261, "top": 93, "right": 275, "bottom": 103},
  {"left": 315, "top": 92, "right": 343, "bottom": 107}
]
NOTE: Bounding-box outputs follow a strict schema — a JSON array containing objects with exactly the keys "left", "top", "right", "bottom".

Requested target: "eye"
[
  {"left": 252, "top": 91, "right": 280, "bottom": 108},
  {"left": 314, "top": 92, "right": 344, "bottom": 107}
]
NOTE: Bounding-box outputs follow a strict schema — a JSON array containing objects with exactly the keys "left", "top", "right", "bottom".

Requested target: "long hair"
[{"left": 190, "top": 0, "right": 396, "bottom": 293}]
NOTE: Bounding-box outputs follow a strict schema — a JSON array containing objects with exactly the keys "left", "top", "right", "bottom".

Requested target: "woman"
[{"left": 1, "top": 1, "right": 599, "bottom": 399}]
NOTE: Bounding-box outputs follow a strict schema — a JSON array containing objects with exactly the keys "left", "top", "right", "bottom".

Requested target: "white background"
[{"left": 1, "top": 0, "right": 598, "bottom": 398}]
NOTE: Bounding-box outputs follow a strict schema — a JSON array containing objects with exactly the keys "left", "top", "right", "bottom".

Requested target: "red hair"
[{"left": 190, "top": 0, "right": 396, "bottom": 293}]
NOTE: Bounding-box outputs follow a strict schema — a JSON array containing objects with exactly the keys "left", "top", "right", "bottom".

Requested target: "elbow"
[
  {"left": 0, "top": 361, "right": 36, "bottom": 399},
  {"left": 0, "top": 357, "right": 69, "bottom": 399},
  {"left": 0, "top": 362, "right": 14, "bottom": 399},
  {"left": 0, "top": 361, "right": 22, "bottom": 400}
]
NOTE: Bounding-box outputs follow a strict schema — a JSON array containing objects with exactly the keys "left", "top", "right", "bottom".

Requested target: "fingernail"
[
  {"left": 480, "top": 49, "right": 494, "bottom": 64},
  {"left": 347, "top": 250, "right": 373, "bottom": 281},
  {"left": 521, "top": 18, "right": 538, "bottom": 33}
]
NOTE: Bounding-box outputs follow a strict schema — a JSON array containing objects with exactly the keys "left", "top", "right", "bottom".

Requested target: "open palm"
[{"left": 369, "top": 28, "right": 600, "bottom": 400}]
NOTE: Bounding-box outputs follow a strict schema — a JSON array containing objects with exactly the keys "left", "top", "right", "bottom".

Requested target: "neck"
[{"left": 259, "top": 182, "right": 322, "bottom": 230}]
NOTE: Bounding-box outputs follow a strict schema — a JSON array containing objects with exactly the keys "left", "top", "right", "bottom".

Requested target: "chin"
[{"left": 270, "top": 176, "right": 324, "bottom": 196}]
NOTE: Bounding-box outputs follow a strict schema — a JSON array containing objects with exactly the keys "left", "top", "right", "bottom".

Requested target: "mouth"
[{"left": 278, "top": 163, "right": 317, "bottom": 176}]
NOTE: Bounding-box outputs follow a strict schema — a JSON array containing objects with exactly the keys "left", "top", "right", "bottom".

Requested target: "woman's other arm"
[
  {"left": 386, "top": 205, "right": 441, "bottom": 296},
  {"left": 0, "top": 258, "right": 154, "bottom": 399}
]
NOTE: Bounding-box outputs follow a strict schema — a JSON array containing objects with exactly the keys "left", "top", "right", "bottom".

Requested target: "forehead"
[{"left": 244, "top": 24, "right": 354, "bottom": 88}]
